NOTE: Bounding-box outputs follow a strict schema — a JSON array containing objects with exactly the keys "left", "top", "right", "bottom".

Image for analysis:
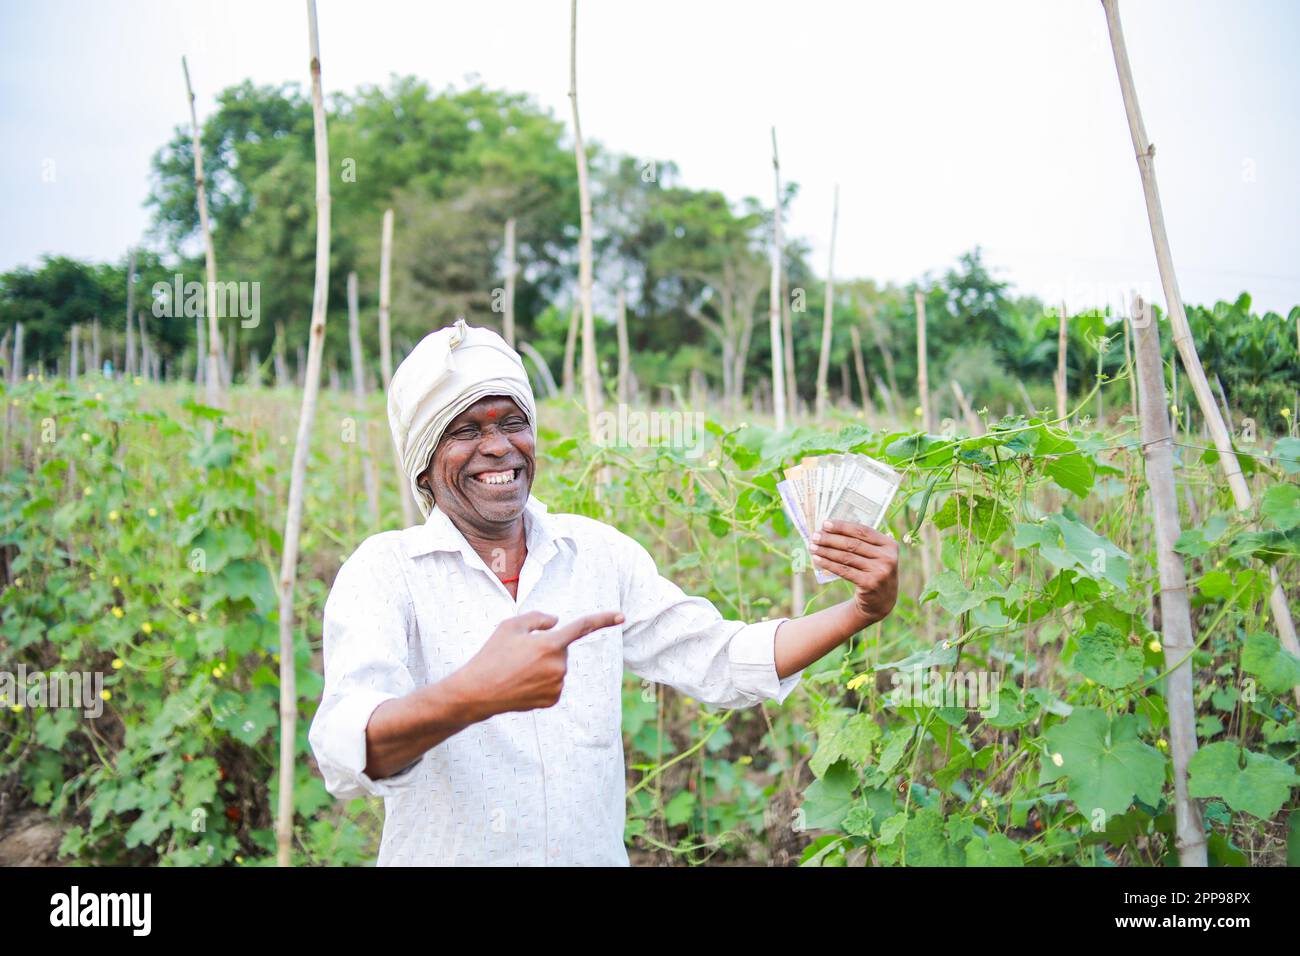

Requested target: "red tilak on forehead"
[{"left": 487, "top": 409, "right": 496, "bottom": 418}]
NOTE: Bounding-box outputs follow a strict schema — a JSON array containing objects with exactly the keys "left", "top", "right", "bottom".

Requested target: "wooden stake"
[
  {"left": 768, "top": 127, "right": 787, "bottom": 431},
  {"left": 849, "top": 324, "right": 872, "bottom": 417},
  {"left": 568, "top": 0, "right": 602, "bottom": 436},
  {"left": 348, "top": 271, "right": 379, "bottom": 525},
  {"left": 1056, "top": 302, "right": 1068, "bottom": 421},
  {"left": 195, "top": 316, "right": 205, "bottom": 386},
  {"left": 562, "top": 303, "right": 578, "bottom": 399},
  {"left": 274, "top": 321, "right": 289, "bottom": 389},
  {"left": 952, "top": 380, "right": 982, "bottom": 435},
  {"left": 1131, "top": 301, "right": 1207, "bottom": 867},
  {"left": 378, "top": 208, "right": 395, "bottom": 388},
  {"left": 503, "top": 217, "right": 517, "bottom": 349},
  {"left": 915, "top": 289, "right": 932, "bottom": 432},
  {"left": 1103, "top": 0, "right": 1300, "bottom": 688},
  {"left": 69, "top": 325, "right": 79, "bottom": 380},
  {"left": 125, "top": 310, "right": 136, "bottom": 379},
  {"left": 376, "top": 207, "right": 417, "bottom": 528},
  {"left": 182, "top": 57, "right": 223, "bottom": 411},
  {"left": 277, "top": 0, "right": 331, "bottom": 867},
  {"left": 615, "top": 288, "right": 631, "bottom": 406},
  {"left": 815, "top": 184, "right": 839, "bottom": 421},
  {"left": 518, "top": 340, "right": 559, "bottom": 398}
]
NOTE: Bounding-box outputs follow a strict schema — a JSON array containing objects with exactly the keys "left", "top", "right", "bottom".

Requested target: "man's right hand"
[{"left": 462, "top": 610, "right": 625, "bottom": 716}]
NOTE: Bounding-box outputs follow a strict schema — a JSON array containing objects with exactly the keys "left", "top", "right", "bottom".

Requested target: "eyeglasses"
[{"left": 438, "top": 416, "right": 531, "bottom": 445}]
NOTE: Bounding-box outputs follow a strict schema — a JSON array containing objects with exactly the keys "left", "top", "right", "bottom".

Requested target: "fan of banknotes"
[{"left": 777, "top": 454, "right": 903, "bottom": 584}]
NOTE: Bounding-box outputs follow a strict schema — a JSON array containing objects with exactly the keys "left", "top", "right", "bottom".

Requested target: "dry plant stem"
[
  {"left": 815, "top": 185, "right": 839, "bottom": 421},
  {"left": 1102, "top": 0, "right": 1299, "bottom": 697},
  {"left": 768, "top": 127, "right": 787, "bottom": 432},
  {"left": 1132, "top": 308, "right": 1207, "bottom": 867},
  {"left": 182, "top": 56, "right": 222, "bottom": 414},
  {"left": 277, "top": 0, "right": 331, "bottom": 867}
]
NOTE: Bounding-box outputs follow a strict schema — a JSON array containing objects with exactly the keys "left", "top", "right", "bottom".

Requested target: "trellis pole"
[
  {"left": 1131, "top": 299, "right": 1207, "bottom": 867},
  {"left": 1102, "top": 0, "right": 1299, "bottom": 697},
  {"left": 277, "top": 0, "right": 332, "bottom": 866}
]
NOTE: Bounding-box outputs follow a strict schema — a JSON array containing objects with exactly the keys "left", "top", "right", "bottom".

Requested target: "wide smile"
[{"left": 468, "top": 467, "right": 524, "bottom": 489}]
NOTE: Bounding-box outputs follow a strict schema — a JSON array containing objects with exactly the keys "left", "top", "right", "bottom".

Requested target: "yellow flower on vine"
[
  {"left": 112, "top": 659, "right": 124, "bottom": 670},
  {"left": 846, "top": 673, "right": 871, "bottom": 691},
  {"left": 110, "top": 606, "right": 124, "bottom": 619},
  {"left": 141, "top": 622, "right": 153, "bottom": 635}
]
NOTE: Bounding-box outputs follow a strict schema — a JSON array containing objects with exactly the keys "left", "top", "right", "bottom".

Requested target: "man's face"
[{"left": 419, "top": 395, "right": 535, "bottom": 530}]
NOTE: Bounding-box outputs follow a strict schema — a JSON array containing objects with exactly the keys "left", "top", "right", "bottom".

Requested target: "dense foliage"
[{"left": 1, "top": 364, "right": 1296, "bottom": 865}]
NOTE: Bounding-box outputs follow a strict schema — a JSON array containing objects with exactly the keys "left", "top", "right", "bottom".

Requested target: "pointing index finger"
[{"left": 551, "top": 611, "right": 625, "bottom": 648}]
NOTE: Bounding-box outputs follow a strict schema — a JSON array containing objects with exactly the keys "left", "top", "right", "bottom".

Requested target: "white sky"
[{"left": 2, "top": 0, "right": 1298, "bottom": 315}]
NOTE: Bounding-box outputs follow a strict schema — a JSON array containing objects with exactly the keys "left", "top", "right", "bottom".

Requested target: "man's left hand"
[{"left": 809, "top": 520, "right": 900, "bottom": 626}]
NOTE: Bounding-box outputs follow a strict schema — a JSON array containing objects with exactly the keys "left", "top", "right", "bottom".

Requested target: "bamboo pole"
[
  {"left": 562, "top": 303, "right": 578, "bottom": 399},
  {"left": 1130, "top": 301, "right": 1207, "bottom": 867},
  {"left": 69, "top": 325, "right": 79, "bottom": 380},
  {"left": 195, "top": 316, "right": 205, "bottom": 386},
  {"left": 348, "top": 271, "right": 380, "bottom": 526},
  {"left": 782, "top": 264, "right": 797, "bottom": 422},
  {"left": 274, "top": 321, "right": 289, "bottom": 388},
  {"left": 915, "top": 289, "right": 931, "bottom": 432},
  {"left": 503, "top": 217, "right": 517, "bottom": 349},
  {"left": 951, "top": 380, "right": 982, "bottom": 436},
  {"left": 849, "top": 324, "right": 872, "bottom": 417},
  {"left": 568, "top": 0, "right": 602, "bottom": 437},
  {"left": 376, "top": 208, "right": 417, "bottom": 527},
  {"left": 378, "top": 208, "right": 395, "bottom": 388},
  {"left": 615, "top": 288, "right": 631, "bottom": 406},
  {"left": 1056, "top": 302, "right": 1068, "bottom": 421},
  {"left": 125, "top": 311, "right": 136, "bottom": 379},
  {"left": 182, "top": 57, "right": 222, "bottom": 411},
  {"left": 123, "top": 251, "right": 136, "bottom": 378},
  {"left": 768, "top": 128, "right": 787, "bottom": 432},
  {"left": 1123, "top": 294, "right": 1138, "bottom": 418},
  {"left": 1103, "top": 0, "right": 1300, "bottom": 687},
  {"left": 518, "top": 340, "right": 559, "bottom": 398},
  {"left": 91, "top": 318, "right": 101, "bottom": 375},
  {"left": 277, "top": 0, "right": 331, "bottom": 867},
  {"left": 815, "top": 184, "right": 839, "bottom": 421},
  {"left": 138, "top": 311, "right": 151, "bottom": 383}
]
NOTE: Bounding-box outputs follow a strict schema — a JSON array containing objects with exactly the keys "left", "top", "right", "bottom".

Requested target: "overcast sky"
[{"left": 2, "top": 0, "right": 1298, "bottom": 315}]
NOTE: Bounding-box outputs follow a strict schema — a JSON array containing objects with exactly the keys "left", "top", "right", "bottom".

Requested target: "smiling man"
[{"left": 307, "top": 318, "right": 900, "bottom": 866}]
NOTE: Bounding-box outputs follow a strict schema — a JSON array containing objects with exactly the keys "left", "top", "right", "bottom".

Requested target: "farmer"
[{"left": 307, "top": 318, "right": 899, "bottom": 865}]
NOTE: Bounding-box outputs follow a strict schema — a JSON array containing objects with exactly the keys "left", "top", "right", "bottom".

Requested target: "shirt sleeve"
[
  {"left": 307, "top": 536, "right": 427, "bottom": 800},
  {"left": 611, "top": 528, "right": 804, "bottom": 709}
]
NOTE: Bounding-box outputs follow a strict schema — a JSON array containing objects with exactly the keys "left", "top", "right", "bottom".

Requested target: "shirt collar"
[{"left": 403, "top": 493, "right": 575, "bottom": 563}]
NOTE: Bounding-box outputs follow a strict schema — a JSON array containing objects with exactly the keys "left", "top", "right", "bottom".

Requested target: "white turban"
[{"left": 386, "top": 318, "right": 538, "bottom": 519}]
